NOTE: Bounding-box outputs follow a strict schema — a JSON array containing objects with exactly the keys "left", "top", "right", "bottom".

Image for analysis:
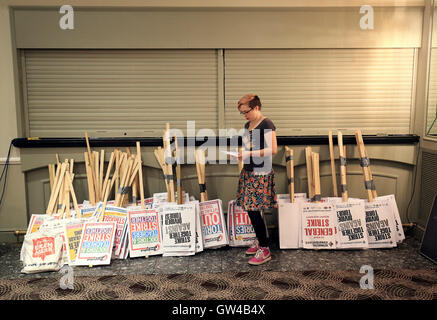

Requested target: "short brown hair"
[{"left": 237, "top": 93, "right": 262, "bottom": 110}]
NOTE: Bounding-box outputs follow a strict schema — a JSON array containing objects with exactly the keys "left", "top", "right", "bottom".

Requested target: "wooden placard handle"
[
  {"left": 354, "top": 130, "right": 374, "bottom": 202},
  {"left": 337, "top": 131, "right": 349, "bottom": 202},
  {"left": 305, "top": 147, "right": 314, "bottom": 200},
  {"left": 285, "top": 146, "right": 294, "bottom": 203},
  {"left": 311, "top": 152, "right": 321, "bottom": 203},
  {"left": 328, "top": 131, "right": 338, "bottom": 197}
]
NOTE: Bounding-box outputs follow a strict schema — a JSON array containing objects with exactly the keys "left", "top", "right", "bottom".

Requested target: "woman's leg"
[{"left": 247, "top": 210, "right": 269, "bottom": 248}]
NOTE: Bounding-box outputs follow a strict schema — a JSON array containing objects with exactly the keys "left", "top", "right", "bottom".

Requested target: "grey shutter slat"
[
  {"left": 24, "top": 50, "right": 218, "bottom": 137},
  {"left": 224, "top": 49, "right": 414, "bottom": 135}
]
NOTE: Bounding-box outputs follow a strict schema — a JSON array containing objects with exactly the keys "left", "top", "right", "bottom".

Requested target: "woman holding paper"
[{"left": 234, "top": 93, "right": 278, "bottom": 265}]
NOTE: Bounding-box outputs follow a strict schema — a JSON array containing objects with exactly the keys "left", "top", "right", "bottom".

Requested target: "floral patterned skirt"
[{"left": 235, "top": 168, "right": 278, "bottom": 212}]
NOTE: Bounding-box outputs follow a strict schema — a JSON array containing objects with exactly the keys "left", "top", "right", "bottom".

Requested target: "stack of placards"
[
  {"left": 127, "top": 207, "right": 163, "bottom": 258},
  {"left": 227, "top": 200, "right": 256, "bottom": 247},
  {"left": 101, "top": 206, "right": 129, "bottom": 259},
  {"left": 199, "top": 199, "right": 228, "bottom": 249},
  {"left": 160, "top": 203, "right": 197, "bottom": 256}
]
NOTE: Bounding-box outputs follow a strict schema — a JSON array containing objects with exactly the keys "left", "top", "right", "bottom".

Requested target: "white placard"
[
  {"left": 199, "top": 199, "right": 229, "bottom": 249},
  {"left": 160, "top": 203, "right": 197, "bottom": 256},
  {"left": 301, "top": 203, "right": 337, "bottom": 249},
  {"left": 365, "top": 200, "right": 398, "bottom": 248},
  {"left": 334, "top": 200, "right": 369, "bottom": 249},
  {"left": 278, "top": 201, "right": 302, "bottom": 249}
]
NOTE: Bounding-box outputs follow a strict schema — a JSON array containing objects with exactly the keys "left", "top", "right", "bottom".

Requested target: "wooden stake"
[
  {"left": 311, "top": 152, "right": 321, "bottom": 203},
  {"left": 46, "top": 162, "right": 67, "bottom": 215},
  {"left": 136, "top": 141, "right": 145, "bottom": 208},
  {"left": 285, "top": 146, "right": 294, "bottom": 203},
  {"left": 48, "top": 164, "right": 55, "bottom": 192},
  {"left": 328, "top": 131, "right": 338, "bottom": 197},
  {"left": 305, "top": 147, "right": 314, "bottom": 200},
  {"left": 195, "top": 148, "right": 208, "bottom": 202},
  {"left": 338, "top": 131, "right": 349, "bottom": 202},
  {"left": 84, "top": 152, "right": 96, "bottom": 205},
  {"left": 354, "top": 130, "right": 374, "bottom": 202},
  {"left": 174, "top": 137, "right": 183, "bottom": 205}
]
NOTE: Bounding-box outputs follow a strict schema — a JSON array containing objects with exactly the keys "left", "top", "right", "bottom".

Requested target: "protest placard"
[
  {"left": 64, "top": 219, "right": 87, "bottom": 265},
  {"left": 101, "top": 206, "right": 128, "bottom": 256},
  {"left": 227, "top": 200, "right": 256, "bottom": 247},
  {"left": 334, "top": 200, "right": 369, "bottom": 249},
  {"left": 160, "top": 203, "right": 197, "bottom": 256},
  {"left": 376, "top": 194, "right": 405, "bottom": 243},
  {"left": 365, "top": 199, "right": 397, "bottom": 248},
  {"left": 75, "top": 222, "right": 117, "bottom": 266},
  {"left": 199, "top": 199, "right": 228, "bottom": 249},
  {"left": 301, "top": 203, "right": 337, "bottom": 249},
  {"left": 128, "top": 208, "right": 162, "bottom": 258}
]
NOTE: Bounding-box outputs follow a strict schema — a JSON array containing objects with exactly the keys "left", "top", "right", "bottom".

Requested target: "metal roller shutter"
[
  {"left": 23, "top": 49, "right": 219, "bottom": 137},
  {"left": 224, "top": 49, "right": 415, "bottom": 135}
]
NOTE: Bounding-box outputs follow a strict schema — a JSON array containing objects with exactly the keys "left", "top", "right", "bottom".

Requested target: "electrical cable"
[{"left": 0, "top": 141, "right": 13, "bottom": 208}]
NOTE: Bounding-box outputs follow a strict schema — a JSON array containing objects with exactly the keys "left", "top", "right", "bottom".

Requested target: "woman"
[{"left": 235, "top": 93, "right": 278, "bottom": 265}]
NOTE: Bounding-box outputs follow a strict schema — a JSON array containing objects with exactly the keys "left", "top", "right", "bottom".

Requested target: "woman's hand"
[{"left": 238, "top": 150, "right": 251, "bottom": 162}]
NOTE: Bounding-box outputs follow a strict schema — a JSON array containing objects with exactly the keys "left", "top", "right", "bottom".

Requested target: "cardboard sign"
[
  {"left": 278, "top": 201, "right": 301, "bottom": 249},
  {"left": 21, "top": 230, "right": 64, "bottom": 274},
  {"left": 64, "top": 219, "right": 87, "bottom": 265},
  {"left": 334, "top": 200, "right": 369, "bottom": 249},
  {"left": 101, "top": 206, "right": 128, "bottom": 256},
  {"left": 128, "top": 208, "right": 162, "bottom": 257},
  {"left": 160, "top": 203, "right": 197, "bottom": 256},
  {"left": 376, "top": 195, "right": 405, "bottom": 243},
  {"left": 365, "top": 200, "right": 397, "bottom": 248},
  {"left": 26, "top": 214, "right": 48, "bottom": 235},
  {"left": 199, "top": 199, "right": 228, "bottom": 249},
  {"left": 277, "top": 193, "right": 307, "bottom": 204},
  {"left": 227, "top": 200, "right": 256, "bottom": 247},
  {"left": 75, "top": 222, "right": 117, "bottom": 266},
  {"left": 188, "top": 200, "right": 204, "bottom": 253},
  {"left": 137, "top": 197, "right": 154, "bottom": 209},
  {"left": 301, "top": 203, "right": 337, "bottom": 249}
]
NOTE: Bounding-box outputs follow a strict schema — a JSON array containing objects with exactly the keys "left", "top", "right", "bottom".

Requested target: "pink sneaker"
[
  {"left": 248, "top": 247, "right": 271, "bottom": 265},
  {"left": 245, "top": 239, "right": 260, "bottom": 255}
]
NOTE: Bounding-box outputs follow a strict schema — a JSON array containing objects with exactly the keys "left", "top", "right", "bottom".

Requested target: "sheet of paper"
[{"left": 220, "top": 150, "right": 239, "bottom": 158}]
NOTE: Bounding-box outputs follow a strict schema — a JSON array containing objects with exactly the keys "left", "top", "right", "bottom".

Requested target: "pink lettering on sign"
[{"left": 32, "top": 237, "right": 55, "bottom": 261}]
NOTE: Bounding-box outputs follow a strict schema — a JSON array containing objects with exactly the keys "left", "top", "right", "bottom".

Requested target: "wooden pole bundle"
[
  {"left": 354, "top": 130, "right": 374, "bottom": 202},
  {"left": 195, "top": 148, "right": 208, "bottom": 202},
  {"left": 83, "top": 132, "right": 145, "bottom": 210},
  {"left": 46, "top": 159, "right": 80, "bottom": 217},
  {"left": 337, "top": 131, "right": 349, "bottom": 202},
  {"left": 284, "top": 146, "right": 295, "bottom": 203},
  {"left": 328, "top": 131, "right": 338, "bottom": 197},
  {"left": 154, "top": 147, "right": 170, "bottom": 195}
]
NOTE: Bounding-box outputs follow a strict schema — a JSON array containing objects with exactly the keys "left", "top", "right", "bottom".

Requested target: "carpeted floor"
[{"left": 1, "top": 268, "right": 436, "bottom": 300}]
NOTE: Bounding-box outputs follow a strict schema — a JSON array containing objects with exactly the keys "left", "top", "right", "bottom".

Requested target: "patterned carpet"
[{"left": 1, "top": 269, "right": 436, "bottom": 300}]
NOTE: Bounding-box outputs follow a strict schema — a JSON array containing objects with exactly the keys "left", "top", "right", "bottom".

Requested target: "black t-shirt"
[{"left": 242, "top": 118, "right": 276, "bottom": 172}]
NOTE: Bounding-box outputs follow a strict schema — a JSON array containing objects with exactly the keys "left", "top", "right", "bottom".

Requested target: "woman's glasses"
[{"left": 239, "top": 108, "right": 253, "bottom": 115}]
